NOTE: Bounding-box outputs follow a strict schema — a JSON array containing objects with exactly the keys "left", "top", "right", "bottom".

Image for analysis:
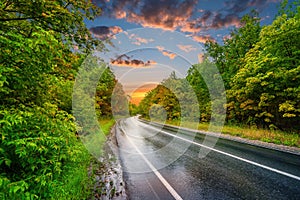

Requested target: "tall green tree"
[{"left": 228, "top": 6, "right": 300, "bottom": 129}]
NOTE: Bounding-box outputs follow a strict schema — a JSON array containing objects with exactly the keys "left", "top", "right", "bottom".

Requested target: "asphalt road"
[{"left": 114, "top": 117, "right": 300, "bottom": 200}]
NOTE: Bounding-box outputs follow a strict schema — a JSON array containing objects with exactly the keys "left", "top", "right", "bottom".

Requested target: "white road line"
[
  {"left": 121, "top": 125, "right": 183, "bottom": 200},
  {"left": 138, "top": 121, "right": 300, "bottom": 181}
]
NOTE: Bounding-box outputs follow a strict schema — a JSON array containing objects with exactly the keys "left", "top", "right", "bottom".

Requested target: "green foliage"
[
  {"left": 228, "top": 9, "right": 300, "bottom": 129},
  {"left": 129, "top": 103, "right": 139, "bottom": 116},
  {"left": 95, "top": 68, "right": 120, "bottom": 117},
  {"left": 112, "top": 82, "right": 129, "bottom": 118},
  {"left": 0, "top": 103, "right": 91, "bottom": 198},
  {"left": 204, "top": 3, "right": 300, "bottom": 131},
  {"left": 0, "top": 0, "right": 115, "bottom": 199},
  {"left": 0, "top": 0, "right": 101, "bottom": 51},
  {"left": 138, "top": 72, "right": 199, "bottom": 122},
  {"left": 187, "top": 60, "right": 213, "bottom": 122},
  {"left": 0, "top": 28, "right": 61, "bottom": 105},
  {"left": 138, "top": 82, "right": 180, "bottom": 121}
]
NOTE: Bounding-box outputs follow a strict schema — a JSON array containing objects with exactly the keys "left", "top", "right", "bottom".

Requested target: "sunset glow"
[{"left": 129, "top": 83, "right": 158, "bottom": 105}]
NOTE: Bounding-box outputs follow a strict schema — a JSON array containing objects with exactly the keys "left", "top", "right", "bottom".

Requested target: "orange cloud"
[
  {"left": 162, "top": 51, "right": 177, "bottom": 60},
  {"left": 177, "top": 44, "right": 196, "bottom": 53},
  {"left": 95, "top": 0, "right": 252, "bottom": 34},
  {"left": 193, "top": 35, "right": 215, "bottom": 43},
  {"left": 115, "top": 10, "right": 126, "bottom": 19},
  {"left": 110, "top": 26, "right": 123, "bottom": 34},
  {"left": 156, "top": 46, "right": 177, "bottom": 60},
  {"left": 180, "top": 22, "right": 202, "bottom": 33}
]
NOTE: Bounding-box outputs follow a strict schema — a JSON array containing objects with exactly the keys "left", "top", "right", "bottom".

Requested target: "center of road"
[{"left": 119, "top": 122, "right": 184, "bottom": 200}]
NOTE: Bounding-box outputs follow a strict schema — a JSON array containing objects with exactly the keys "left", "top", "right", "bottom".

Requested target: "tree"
[
  {"left": 205, "top": 10, "right": 261, "bottom": 89},
  {"left": 138, "top": 72, "right": 199, "bottom": 122},
  {"left": 0, "top": 0, "right": 101, "bottom": 51},
  {"left": 228, "top": 7, "right": 300, "bottom": 129}
]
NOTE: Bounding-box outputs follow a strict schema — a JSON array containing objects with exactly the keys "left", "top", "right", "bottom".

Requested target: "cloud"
[
  {"left": 126, "top": 0, "right": 197, "bottom": 31},
  {"left": 193, "top": 35, "right": 215, "bottom": 43},
  {"left": 224, "top": 0, "right": 251, "bottom": 13},
  {"left": 89, "top": 26, "right": 123, "bottom": 40},
  {"left": 94, "top": 0, "right": 279, "bottom": 36},
  {"left": 224, "top": 0, "right": 278, "bottom": 14},
  {"left": 110, "top": 54, "right": 156, "bottom": 68},
  {"left": 156, "top": 46, "right": 177, "bottom": 60},
  {"left": 162, "top": 51, "right": 177, "bottom": 60},
  {"left": 115, "top": 10, "right": 127, "bottom": 19},
  {"left": 129, "top": 34, "right": 154, "bottom": 45},
  {"left": 180, "top": 10, "right": 240, "bottom": 33},
  {"left": 180, "top": 21, "right": 202, "bottom": 33},
  {"left": 177, "top": 44, "right": 196, "bottom": 53},
  {"left": 96, "top": 0, "right": 198, "bottom": 31},
  {"left": 210, "top": 13, "right": 241, "bottom": 29}
]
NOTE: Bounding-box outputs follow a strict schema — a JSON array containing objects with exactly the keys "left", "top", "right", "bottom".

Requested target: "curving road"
[{"left": 114, "top": 117, "right": 300, "bottom": 200}]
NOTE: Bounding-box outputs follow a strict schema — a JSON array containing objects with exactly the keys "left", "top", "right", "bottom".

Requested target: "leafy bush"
[{"left": 0, "top": 103, "right": 89, "bottom": 199}]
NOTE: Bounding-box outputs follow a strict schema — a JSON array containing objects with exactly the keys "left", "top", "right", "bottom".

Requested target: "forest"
[{"left": 137, "top": 2, "right": 300, "bottom": 131}]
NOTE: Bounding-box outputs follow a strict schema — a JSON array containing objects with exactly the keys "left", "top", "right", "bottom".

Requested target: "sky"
[{"left": 85, "top": 0, "right": 284, "bottom": 104}]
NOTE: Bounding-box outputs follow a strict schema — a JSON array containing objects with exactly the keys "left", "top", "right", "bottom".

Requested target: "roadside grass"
[
  {"left": 99, "top": 118, "right": 116, "bottom": 135},
  {"left": 165, "top": 120, "right": 300, "bottom": 148},
  {"left": 51, "top": 118, "right": 116, "bottom": 199},
  {"left": 50, "top": 148, "right": 92, "bottom": 200},
  {"left": 82, "top": 118, "right": 116, "bottom": 158}
]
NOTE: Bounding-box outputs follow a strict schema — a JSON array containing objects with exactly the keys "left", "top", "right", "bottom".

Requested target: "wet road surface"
[{"left": 114, "top": 117, "right": 300, "bottom": 200}]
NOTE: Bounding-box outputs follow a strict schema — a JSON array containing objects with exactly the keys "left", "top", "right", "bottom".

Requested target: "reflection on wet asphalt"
[{"left": 116, "top": 117, "right": 300, "bottom": 200}]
